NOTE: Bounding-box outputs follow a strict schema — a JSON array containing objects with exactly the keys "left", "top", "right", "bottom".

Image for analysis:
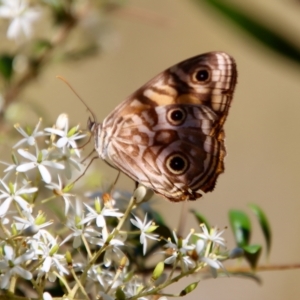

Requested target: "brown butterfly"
[{"left": 89, "top": 52, "right": 237, "bottom": 202}]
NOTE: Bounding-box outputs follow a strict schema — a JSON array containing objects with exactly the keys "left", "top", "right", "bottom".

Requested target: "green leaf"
[
  {"left": 243, "top": 244, "right": 262, "bottom": 269},
  {"left": 249, "top": 203, "right": 272, "bottom": 256},
  {"left": 190, "top": 209, "right": 210, "bottom": 230},
  {"left": 229, "top": 210, "right": 251, "bottom": 247},
  {"left": 194, "top": 0, "right": 300, "bottom": 65},
  {"left": 0, "top": 54, "right": 14, "bottom": 80}
]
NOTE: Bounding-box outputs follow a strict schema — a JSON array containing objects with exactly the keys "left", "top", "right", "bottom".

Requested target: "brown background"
[{"left": 13, "top": 1, "right": 300, "bottom": 299}]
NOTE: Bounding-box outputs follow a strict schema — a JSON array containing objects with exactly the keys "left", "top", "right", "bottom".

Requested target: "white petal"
[
  {"left": 96, "top": 215, "right": 105, "bottom": 227},
  {"left": 164, "top": 255, "right": 176, "bottom": 264},
  {"left": 13, "top": 266, "right": 32, "bottom": 280},
  {"left": 27, "top": 136, "right": 35, "bottom": 145},
  {"left": 43, "top": 292, "right": 52, "bottom": 300},
  {"left": 13, "top": 138, "right": 27, "bottom": 149},
  {"left": 0, "top": 272, "right": 10, "bottom": 289},
  {"left": 202, "top": 257, "right": 221, "bottom": 269},
  {"left": 44, "top": 128, "right": 64, "bottom": 136},
  {"left": 56, "top": 137, "right": 68, "bottom": 148},
  {"left": 38, "top": 165, "right": 51, "bottom": 183},
  {"left": 42, "top": 256, "right": 52, "bottom": 272},
  {"left": 14, "top": 195, "right": 31, "bottom": 212},
  {"left": 42, "top": 161, "right": 64, "bottom": 169},
  {"left": 196, "top": 239, "right": 205, "bottom": 254},
  {"left": 4, "top": 245, "right": 14, "bottom": 260},
  {"left": 0, "top": 193, "right": 9, "bottom": 199},
  {"left": 0, "top": 7, "right": 13, "bottom": 18},
  {"left": 16, "top": 162, "right": 36, "bottom": 172},
  {"left": 103, "top": 250, "right": 112, "bottom": 267},
  {"left": 130, "top": 218, "right": 141, "bottom": 229},
  {"left": 14, "top": 250, "right": 35, "bottom": 265},
  {"left": 0, "top": 179, "right": 10, "bottom": 192},
  {"left": 143, "top": 238, "right": 147, "bottom": 255},
  {"left": 18, "top": 187, "right": 38, "bottom": 194},
  {"left": 55, "top": 114, "right": 68, "bottom": 130},
  {"left": 17, "top": 149, "right": 36, "bottom": 161},
  {"left": 0, "top": 198, "right": 13, "bottom": 216},
  {"left": 7, "top": 18, "right": 22, "bottom": 40},
  {"left": 103, "top": 209, "right": 123, "bottom": 218}
]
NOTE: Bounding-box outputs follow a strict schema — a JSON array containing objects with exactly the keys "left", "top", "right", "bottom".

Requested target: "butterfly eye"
[
  {"left": 166, "top": 153, "right": 189, "bottom": 175},
  {"left": 167, "top": 107, "right": 186, "bottom": 126},
  {"left": 194, "top": 68, "right": 210, "bottom": 82}
]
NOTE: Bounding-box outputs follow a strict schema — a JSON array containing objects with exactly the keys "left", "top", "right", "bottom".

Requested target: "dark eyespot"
[
  {"left": 195, "top": 69, "right": 210, "bottom": 82},
  {"left": 167, "top": 107, "right": 186, "bottom": 126},
  {"left": 171, "top": 109, "right": 183, "bottom": 121},
  {"left": 166, "top": 153, "right": 189, "bottom": 175}
]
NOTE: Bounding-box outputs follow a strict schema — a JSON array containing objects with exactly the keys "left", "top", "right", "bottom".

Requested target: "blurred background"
[{"left": 1, "top": 0, "right": 300, "bottom": 299}]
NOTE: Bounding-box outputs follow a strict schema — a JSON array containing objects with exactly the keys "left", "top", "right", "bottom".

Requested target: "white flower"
[
  {"left": 16, "top": 148, "right": 64, "bottom": 183},
  {"left": 87, "top": 265, "right": 121, "bottom": 292},
  {"left": 45, "top": 118, "right": 86, "bottom": 157},
  {"left": 124, "top": 280, "right": 148, "bottom": 300},
  {"left": 163, "top": 230, "right": 195, "bottom": 271},
  {"left": 49, "top": 147, "right": 82, "bottom": 179},
  {"left": 13, "top": 210, "right": 53, "bottom": 238},
  {"left": 94, "top": 229, "right": 127, "bottom": 267},
  {"left": 55, "top": 114, "right": 68, "bottom": 130},
  {"left": 0, "top": 154, "right": 18, "bottom": 180},
  {"left": 32, "top": 241, "right": 69, "bottom": 282},
  {"left": 45, "top": 175, "right": 74, "bottom": 215},
  {"left": 0, "top": 245, "right": 34, "bottom": 289},
  {"left": 164, "top": 230, "right": 195, "bottom": 255},
  {"left": 130, "top": 214, "right": 159, "bottom": 255},
  {"left": 0, "top": 180, "right": 37, "bottom": 215},
  {"left": 80, "top": 197, "right": 123, "bottom": 229},
  {"left": 13, "top": 119, "right": 46, "bottom": 148},
  {"left": 195, "top": 237, "right": 226, "bottom": 278},
  {"left": 0, "top": 0, "right": 41, "bottom": 42},
  {"left": 60, "top": 199, "right": 89, "bottom": 248},
  {"left": 194, "top": 224, "right": 225, "bottom": 248}
]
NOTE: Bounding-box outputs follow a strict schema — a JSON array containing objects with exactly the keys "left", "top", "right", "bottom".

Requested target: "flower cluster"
[
  {"left": 0, "top": 115, "right": 233, "bottom": 299},
  {"left": 0, "top": 0, "right": 122, "bottom": 125}
]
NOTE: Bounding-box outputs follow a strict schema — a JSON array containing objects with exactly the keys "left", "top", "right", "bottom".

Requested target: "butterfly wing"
[{"left": 95, "top": 52, "right": 237, "bottom": 201}]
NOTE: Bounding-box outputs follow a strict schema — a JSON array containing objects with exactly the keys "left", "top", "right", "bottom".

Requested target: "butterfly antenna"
[{"left": 56, "top": 75, "right": 97, "bottom": 124}]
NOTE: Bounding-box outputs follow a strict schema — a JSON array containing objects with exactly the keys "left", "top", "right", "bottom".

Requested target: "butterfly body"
[{"left": 91, "top": 52, "right": 237, "bottom": 202}]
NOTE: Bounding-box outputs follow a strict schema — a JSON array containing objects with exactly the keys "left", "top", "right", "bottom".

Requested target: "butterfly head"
[
  {"left": 88, "top": 116, "right": 107, "bottom": 161},
  {"left": 87, "top": 116, "right": 96, "bottom": 132}
]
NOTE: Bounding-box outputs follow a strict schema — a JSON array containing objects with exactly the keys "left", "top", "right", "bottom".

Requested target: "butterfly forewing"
[{"left": 93, "top": 52, "right": 237, "bottom": 202}]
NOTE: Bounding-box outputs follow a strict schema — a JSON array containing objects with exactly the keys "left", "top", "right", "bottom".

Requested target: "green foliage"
[{"left": 195, "top": 0, "right": 300, "bottom": 65}]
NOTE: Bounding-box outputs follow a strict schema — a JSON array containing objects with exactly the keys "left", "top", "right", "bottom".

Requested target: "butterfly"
[{"left": 88, "top": 52, "right": 237, "bottom": 202}]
